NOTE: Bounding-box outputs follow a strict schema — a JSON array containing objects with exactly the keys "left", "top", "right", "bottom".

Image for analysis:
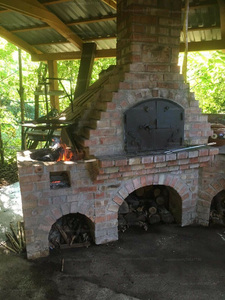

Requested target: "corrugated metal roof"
[
  {"left": 15, "top": 28, "right": 67, "bottom": 45},
  {"left": 35, "top": 42, "right": 79, "bottom": 53},
  {"left": 47, "top": 0, "right": 115, "bottom": 23},
  {"left": 0, "top": 0, "right": 222, "bottom": 56},
  {"left": 0, "top": 11, "right": 46, "bottom": 31}
]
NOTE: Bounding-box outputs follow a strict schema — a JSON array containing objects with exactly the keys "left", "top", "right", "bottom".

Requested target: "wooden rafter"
[
  {"left": 31, "top": 49, "right": 117, "bottom": 61},
  {"left": 218, "top": 0, "right": 225, "bottom": 40},
  {"left": 32, "top": 35, "right": 116, "bottom": 46},
  {"left": 0, "top": 0, "right": 83, "bottom": 50},
  {"left": 182, "top": 1, "right": 218, "bottom": 10},
  {"left": 180, "top": 40, "right": 225, "bottom": 52},
  {"left": 0, "top": 25, "right": 41, "bottom": 54},
  {"left": 41, "top": 0, "right": 72, "bottom": 5},
  {"left": 10, "top": 14, "right": 117, "bottom": 34},
  {"left": 101, "top": 0, "right": 117, "bottom": 10}
]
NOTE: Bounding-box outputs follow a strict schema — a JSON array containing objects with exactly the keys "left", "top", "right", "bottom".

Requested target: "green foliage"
[
  {"left": 0, "top": 37, "right": 116, "bottom": 164},
  {"left": 186, "top": 51, "right": 225, "bottom": 113}
]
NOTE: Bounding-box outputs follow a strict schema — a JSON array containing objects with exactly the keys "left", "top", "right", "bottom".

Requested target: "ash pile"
[
  {"left": 118, "top": 186, "right": 175, "bottom": 232},
  {"left": 49, "top": 213, "right": 92, "bottom": 249}
]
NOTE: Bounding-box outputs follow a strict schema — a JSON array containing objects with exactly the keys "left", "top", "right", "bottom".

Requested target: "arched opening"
[
  {"left": 118, "top": 185, "right": 182, "bottom": 232},
  {"left": 210, "top": 190, "right": 225, "bottom": 226},
  {"left": 48, "top": 213, "right": 94, "bottom": 249}
]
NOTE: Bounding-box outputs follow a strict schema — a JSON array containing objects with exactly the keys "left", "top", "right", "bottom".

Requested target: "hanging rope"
[{"left": 182, "top": 0, "right": 189, "bottom": 83}]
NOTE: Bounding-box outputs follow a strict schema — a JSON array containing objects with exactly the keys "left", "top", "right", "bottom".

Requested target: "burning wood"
[
  {"left": 30, "top": 138, "right": 84, "bottom": 162},
  {"left": 118, "top": 185, "right": 174, "bottom": 232}
]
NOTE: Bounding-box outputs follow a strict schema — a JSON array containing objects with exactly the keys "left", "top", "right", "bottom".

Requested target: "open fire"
[{"left": 30, "top": 138, "right": 84, "bottom": 162}]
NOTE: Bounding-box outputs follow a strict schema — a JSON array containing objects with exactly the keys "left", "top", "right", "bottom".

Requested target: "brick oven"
[{"left": 17, "top": 0, "right": 220, "bottom": 259}]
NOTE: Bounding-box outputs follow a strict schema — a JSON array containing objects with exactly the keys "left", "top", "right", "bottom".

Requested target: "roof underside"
[{"left": 0, "top": 0, "right": 224, "bottom": 61}]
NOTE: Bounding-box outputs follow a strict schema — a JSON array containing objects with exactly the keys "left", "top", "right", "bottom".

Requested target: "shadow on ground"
[{"left": 0, "top": 224, "right": 225, "bottom": 300}]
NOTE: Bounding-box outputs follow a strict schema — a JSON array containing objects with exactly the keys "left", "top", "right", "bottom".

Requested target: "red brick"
[
  {"left": 95, "top": 216, "right": 106, "bottom": 223},
  {"left": 154, "top": 155, "right": 166, "bottom": 163},
  {"left": 78, "top": 186, "right": 97, "bottom": 192},
  {"left": 177, "top": 152, "right": 188, "bottom": 159},
  {"left": 133, "top": 178, "right": 141, "bottom": 189},
  {"left": 115, "top": 159, "right": 128, "bottom": 166},
  {"left": 107, "top": 213, "right": 118, "bottom": 221},
  {"left": 141, "top": 156, "right": 154, "bottom": 164},
  {"left": 209, "top": 148, "right": 219, "bottom": 155},
  {"left": 199, "top": 149, "right": 209, "bottom": 156},
  {"left": 99, "top": 160, "right": 115, "bottom": 168},
  {"left": 141, "top": 176, "right": 147, "bottom": 187},
  {"left": 180, "top": 165, "right": 189, "bottom": 170},
  {"left": 166, "top": 153, "right": 176, "bottom": 161},
  {"left": 189, "top": 157, "right": 199, "bottom": 164},
  {"left": 144, "top": 163, "right": 155, "bottom": 169},
  {"left": 113, "top": 196, "right": 124, "bottom": 205},
  {"left": 94, "top": 192, "right": 105, "bottom": 199}
]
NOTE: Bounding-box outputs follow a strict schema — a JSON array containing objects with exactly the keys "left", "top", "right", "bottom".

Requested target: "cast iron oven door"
[{"left": 124, "top": 98, "right": 184, "bottom": 153}]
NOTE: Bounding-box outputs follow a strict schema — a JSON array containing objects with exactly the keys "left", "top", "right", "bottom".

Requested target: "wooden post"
[
  {"left": 0, "top": 99, "right": 4, "bottom": 164},
  {"left": 74, "top": 43, "right": 97, "bottom": 99},
  {"left": 47, "top": 60, "right": 59, "bottom": 111},
  {"left": 18, "top": 48, "right": 26, "bottom": 150}
]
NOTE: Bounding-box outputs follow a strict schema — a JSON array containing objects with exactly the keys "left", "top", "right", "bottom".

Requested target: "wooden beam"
[
  {"left": 67, "top": 14, "right": 117, "bottom": 26},
  {"left": 10, "top": 14, "right": 117, "bottom": 34},
  {"left": 11, "top": 25, "right": 50, "bottom": 33},
  {"left": 180, "top": 40, "right": 225, "bottom": 52},
  {"left": 0, "top": 25, "right": 41, "bottom": 54},
  {"left": 47, "top": 60, "right": 59, "bottom": 110},
  {"left": 41, "top": 0, "right": 72, "bottom": 5},
  {"left": 182, "top": 1, "right": 218, "bottom": 10},
  {"left": 101, "top": 0, "right": 117, "bottom": 10},
  {"left": 31, "top": 35, "right": 116, "bottom": 46},
  {"left": 74, "top": 43, "right": 97, "bottom": 98},
  {"left": 0, "top": 0, "right": 84, "bottom": 50},
  {"left": 31, "top": 49, "right": 117, "bottom": 61},
  {"left": 218, "top": 0, "right": 225, "bottom": 40}
]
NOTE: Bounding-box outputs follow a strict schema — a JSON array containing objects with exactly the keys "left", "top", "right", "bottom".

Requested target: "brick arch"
[
  {"left": 201, "top": 178, "right": 225, "bottom": 201},
  {"left": 112, "top": 174, "right": 191, "bottom": 211},
  {"left": 33, "top": 203, "right": 95, "bottom": 257}
]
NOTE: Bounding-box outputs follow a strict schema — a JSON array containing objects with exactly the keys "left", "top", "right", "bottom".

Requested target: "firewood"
[
  {"left": 148, "top": 214, "right": 161, "bottom": 224},
  {"left": 55, "top": 223, "right": 69, "bottom": 244},
  {"left": 61, "top": 258, "right": 64, "bottom": 272},
  {"left": 153, "top": 188, "right": 161, "bottom": 197},
  {"left": 60, "top": 242, "right": 91, "bottom": 249},
  {"left": 158, "top": 206, "right": 174, "bottom": 223},
  {"left": 0, "top": 242, "right": 17, "bottom": 253},
  {"left": 156, "top": 196, "right": 165, "bottom": 206},
  {"left": 139, "top": 221, "right": 148, "bottom": 231},
  {"left": 137, "top": 213, "right": 147, "bottom": 222},
  {"left": 148, "top": 206, "right": 157, "bottom": 215},
  {"left": 118, "top": 201, "right": 129, "bottom": 214},
  {"left": 135, "top": 188, "right": 145, "bottom": 197}
]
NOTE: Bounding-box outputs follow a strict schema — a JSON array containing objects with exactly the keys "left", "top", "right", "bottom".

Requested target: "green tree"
[{"left": 185, "top": 51, "right": 225, "bottom": 113}]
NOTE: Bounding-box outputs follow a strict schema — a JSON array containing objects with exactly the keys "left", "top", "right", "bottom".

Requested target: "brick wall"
[
  {"left": 73, "top": 0, "right": 212, "bottom": 158},
  {"left": 18, "top": 147, "right": 219, "bottom": 259}
]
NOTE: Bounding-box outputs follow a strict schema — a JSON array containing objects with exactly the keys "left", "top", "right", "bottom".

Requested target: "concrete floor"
[{"left": 0, "top": 224, "right": 225, "bottom": 300}]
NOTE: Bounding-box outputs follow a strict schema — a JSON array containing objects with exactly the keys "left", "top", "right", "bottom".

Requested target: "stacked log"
[
  {"left": 210, "top": 190, "right": 225, "bottom": 225},
  {"left": 118, "top": 185, "right": 174, "bottom": 232},
  {"left": 49, "top": 213, "right": 92, "bottom": 249}
]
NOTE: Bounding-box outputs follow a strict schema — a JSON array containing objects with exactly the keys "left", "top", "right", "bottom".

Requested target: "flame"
[{"left": 57, "top": 143, "right": 74, "bottom": 162}]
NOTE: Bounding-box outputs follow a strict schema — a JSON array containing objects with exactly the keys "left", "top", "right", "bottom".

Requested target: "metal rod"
[{"left": 164, "top": 142, "right": 216, "bottom": 154}]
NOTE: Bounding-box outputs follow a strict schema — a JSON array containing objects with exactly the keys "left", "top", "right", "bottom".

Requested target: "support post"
[
  {"left": 0, "top": 99, "right": 4, "bottom": 164},
  {"left": 74, "top": 43, "right": 97, "bottom": 99},
  {"left": 47, "top": 60, "right": 59, "bottom": 111},
  {"left": 18, "top": 48, "right": 25, "bottom": 150}
]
